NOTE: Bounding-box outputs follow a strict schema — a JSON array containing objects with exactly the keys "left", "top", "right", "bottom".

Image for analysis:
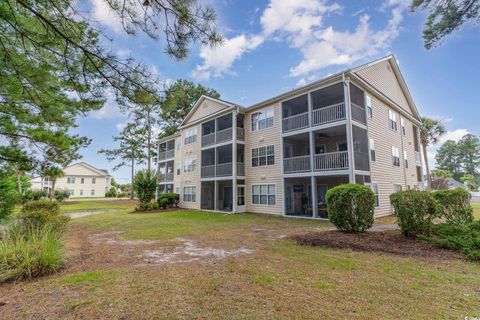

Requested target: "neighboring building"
[
  {"left": 156, "top": 55, "right": 424, "bottom": 218},
  {"left": 31, "top": 162, "right": 112, "bottom": 198}
]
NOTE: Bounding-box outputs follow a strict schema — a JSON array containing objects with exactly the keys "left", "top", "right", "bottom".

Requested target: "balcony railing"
[
  {"left": 216, "top": 128, "right": 233, "bottom": 144},
  {"left": 216, "top": 162, "right": 232, "bottom": 177},
  {"left": 284, "top": 155, "right": 311, "bottom": 173},
  {"left": 314, "top": 151, "right": 348, "bottom": 171},
  {"left": 237, "top": 127, "right": 245, "bottom": 141},
  {"left": 237, "top": 162, "right": 245, "bottom": 176},
  {"left": 159, "top": 172, "right": 174, "bottom": 183},
  {"left": 282, "top": 112, "right": 309, "bottom": 133},
  {"left": 202, "top": 133, "right": 215, "bottom": 147},
  {"left": 312, "top": 103, "right": 346, "bottom": 127},
  {"left": 201, "top": 165, "right": 215, "bottom": 178},
  {"left": 351, "top": 103, "right": 366, "bottom": 125}
]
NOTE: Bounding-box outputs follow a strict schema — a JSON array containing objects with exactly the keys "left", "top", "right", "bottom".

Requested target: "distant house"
[
  {"left": 445, "top": 178, "right": 465, "bottom": 190},
  {"left": 31, "top": 162, "right": 112, "bottom": 198}
]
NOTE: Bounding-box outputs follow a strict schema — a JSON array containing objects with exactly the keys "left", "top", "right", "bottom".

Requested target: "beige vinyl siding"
[
  {"left": 173, "top": 136, "right": 182, "bottom": 194},
  {"left": 245, "top": 103, "right": 283, "bottom": 215},
  {"left": 186, "top": 99, "right": 230, "bottom": 124},
  {"left": 402, "top": 118, "right": 422, "bottom": 188},
  {"left": 367, "top": 93, "right": 407, "bottom": 216},
  {"left": 179, "top": 123, "right": 201, "bottom": 209},
  {"left": 355, "top": 60, "right": 413, "bottom": 115},
  {"left": 55, "top": 163, "right": 110, "bottom": 197}
]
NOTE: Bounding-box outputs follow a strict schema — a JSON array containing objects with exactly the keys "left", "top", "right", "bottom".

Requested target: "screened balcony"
[
  {"left": 200, "top": 144, "right": 245, "bottom": 178},
  {"left": 201, "top": 113, "right": 245, "bottom": 147},
  {"left": 158, "top": 160, "right": 174, "bottom": 183},
  {"left": 311, "top": 83, "right": 346, "bottom": 127},
  {"left": 283, "top": 133, "right": 311, "bottom": 173},
  {"left": 350, "top": 84, "right": 366, "bottom": 125},
  {"left": 158, "top": 139, "right": 175, "bottom": 161}
]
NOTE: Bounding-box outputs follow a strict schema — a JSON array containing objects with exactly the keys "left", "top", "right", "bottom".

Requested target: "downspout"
[{"left": 343, "top": 72, "right": 355, "bottom": 183}]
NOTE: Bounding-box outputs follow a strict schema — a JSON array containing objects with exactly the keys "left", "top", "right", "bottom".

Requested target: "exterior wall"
[
  {"left": 173, "top": 136, "right": 183, "bottom": 194},
  {"left": 186, "top": 99, "right": 229, "bottom": 124},
  {"left": 56, "top": 164, "right": 110, "bottom": 198},
  {"left": 244, "top": 102, "right": 283, "bottom": 215},
  {"left": 355, "top": 60, "right": 413, "bottom": 115},
  {"left": 402, "top": 118, "right": 421, "bottom": 189},
  {"left": 367, "top": 92, "right": 410, "bottom": 216},
  {"left": 179, "top": 123, "right": 201, "bottom": 209}
]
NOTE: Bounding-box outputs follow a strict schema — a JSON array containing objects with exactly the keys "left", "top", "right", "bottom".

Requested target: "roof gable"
[
  {"left": 63, "top": 162, "right": 109, "bottom": 177},
  {"left": 181, "top": 95, "right": 237, "bottom": 127},
  {"left": 352, "top": 56, "right": 420, "bottom": 119}
]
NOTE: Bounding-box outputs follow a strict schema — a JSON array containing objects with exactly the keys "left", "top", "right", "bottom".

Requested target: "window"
[
  {"left": 91, "top": 189, "right": 95, "bottom": 196},
  {"left": 369, "top": 138, "right": 375, "bottom": 161},
  {"left": 81, "top": 178, "right": 84, "bottom": 184},
  {"left": 394, "top": 184, "right": 403, "bottom": 192},
  {"left": 176, "top": 187, "right": 180, "bottom": 194},
  {"left": 392, "top": 147, "right": 400, "bottom": 166},
  {"left": 388, "top": 110, "right": 397, "bottom": 131},
  {"left": 404, "top": 150, "right": 408, "bottom": 168},
  {"left": 366, "top": 96, "right": 372, "bottom": 118},
  {"left": 252, "top": 145, "right": 274, "bottom": 167},
  {"left": 183, "top": 186, "right": 196, "bottom": 202},
  {"left": 184, "top": 127, "right": 197, "bottom": 145},
  {"left": 400, "top": 117, "right": 406, "bottom": 135},
  {"left": 92, "top": 178, "right": 96, "bottom": 184},
  {"left": 371, "top": 183, "right": 379, "bottom": 207},
  {"left": 252, "top": 184, "right": 276, "bottom": 205},
  {"left": 80, "top": 189, "right": 84, "bottom": 196},
  {"left": 237, "top": 186, "right": 245, "bottom": 206},
  {"left": 177, "top": 164, "right": 181, "bottom": 176},
  {"left": 67, "top": 177, "right": 75, "bottom": 184},
  {"left": 69, "top": 189, "right": 74, "bottom": 196},
  {"left": 251, "top": 107, "right": 274, "bottom": 132},
  {"left": 184, "top": 156, "right": 197, "bottom": 173}
]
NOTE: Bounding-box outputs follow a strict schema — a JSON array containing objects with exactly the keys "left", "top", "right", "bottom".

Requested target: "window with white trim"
[
  {"left": 366, "top": 96, "right": 372, "bottom": 119},
  {"left": 92, "top": 178, "right": 96, "bottom": 184},
  {"left": 369, "top": 138, "right": 375, "bottom": 161},
  {"left": 392, "top": 147, "right": 400, "bottom": 166},
  {"left": 184, "top": 156, "right": 197, "bottom": 173},
  {"left": 184, "top": 128, "right": 197, "bottom": 145},
  {"left": 388, "top": 110, "right": 397, "bottom": 131},
  {"left": 67, "top": 177, "right": 75, "bottom": 184},
  {"left": 252, "top": 184, "right": 276, "bottom": 205},
  {"left": 404, "top": 150, "right": 408, "bottom": 168},
  {"left": 394, "top": 184, "right": 403, "bottom": 192},
  {"left": 81, "top": 178, "right": 85, "bottom": 184},
  {"left": 80, "top": 189, "right": 84, "bottom": 196},
  {"left": 183, "top": 186, "right": 196, "bottom": 202},
  {"left": 400, "top": 117, "right": 406, "bottom": 135},
  {"left": 91, "top": 189, "right": 95, "bottom": 196},
  {"left": 251, "top": 107, "right": 274, "bottom": 132},
  {"left": 252, "top": 145, "right": 274, "bottom": 167}
]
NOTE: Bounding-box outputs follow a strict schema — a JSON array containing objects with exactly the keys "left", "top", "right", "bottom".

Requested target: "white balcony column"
[
  {"left": 232, "top": 110, "right": 238, "bottom": 213},
  {"left": 311, "top": 176, "right": 318, "bottom": 218},
  {"left": 307, "top": 92, "right": 312, "bottom": 127},
  {"left": 343, "top": 74, "right": 355, "bottom": 183},
  {"left": 214, "top": 180, "right": 218, "bottom": 211}
]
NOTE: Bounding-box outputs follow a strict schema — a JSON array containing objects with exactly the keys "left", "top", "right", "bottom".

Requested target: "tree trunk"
[
  {"left": 422, "top": 143, "right": 431, "bottom": 189},
  {"left": 16, "top": 169, "right": 22, "bottom": 194},
  {"left": 146, "top": 109, "right": 151, "bottom": 173},
  {"left": 51, "top": 178, "right": 56, "bottom": 198},
  {"left": 131, "top": 154, "right": 135, "bottom": 200}
]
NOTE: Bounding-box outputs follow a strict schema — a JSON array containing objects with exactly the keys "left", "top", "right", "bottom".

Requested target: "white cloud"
[
  {"left": 90, "top": 0, "right": 123, "bottom": 32},
  {"left": 116, "top": 122, "right": 127, "bottom": 131},
  {"left": 436, "top": 128, "right": 470, "bottom": 145},
  {"left": 90, "top": 100, "right": 122, "bottom": 119},
  {"left": 192, "top": 0, "right": 409, "bottom": 81},
  {"left": 192, "top": 34, "right": 264, "bottom": 80},
  {"left": 116, "top": 48, "right": 132, "bottom": 58}
]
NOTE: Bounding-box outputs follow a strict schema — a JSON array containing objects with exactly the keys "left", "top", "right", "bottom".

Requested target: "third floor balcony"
[{"left": 201, "top": 113, "right": 245, "bottom": 147}]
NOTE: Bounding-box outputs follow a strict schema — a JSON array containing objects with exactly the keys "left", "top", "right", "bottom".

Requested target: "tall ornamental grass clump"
[
  {"left": 390, "top": 190, "right": 438, "bottom": 236},
  {"left": 432, "top": 188, "right": 473, "bottom": 224},
  {"left": 326, "top": 184, "right": 375, "bottom": 233}
]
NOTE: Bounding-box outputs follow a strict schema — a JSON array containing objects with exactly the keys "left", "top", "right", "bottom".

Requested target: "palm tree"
[
  {"left": 43, "top": 167, "right": 65, "bottom": 198},
  {"left": 420, "top": 117, "right": 446, "bottom": 189}
]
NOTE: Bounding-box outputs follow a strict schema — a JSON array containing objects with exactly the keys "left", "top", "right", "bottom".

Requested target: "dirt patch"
[
  {"left": 291, "top": 229, "right": 465, "bottom": 262},
  {"left": 97, "top": 199, "right": 138, "bottom": 206}
]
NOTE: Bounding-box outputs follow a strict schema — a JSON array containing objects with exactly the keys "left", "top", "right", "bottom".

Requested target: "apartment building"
[
  {"left": 156, "top": 55, "right": 423, "bottom": 218},
  {"left": 31, "top": 162, "right": 112, "bottom": 198}
]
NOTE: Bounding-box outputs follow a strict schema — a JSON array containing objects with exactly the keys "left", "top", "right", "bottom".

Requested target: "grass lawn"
[{"left": 1, "top": 200, "right": 479, "bottom": 319}]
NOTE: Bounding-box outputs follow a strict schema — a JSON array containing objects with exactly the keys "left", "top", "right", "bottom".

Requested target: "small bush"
[
  {"left": 420, "top": 221, "right": 480, "bottom": 262},
  {"left": 390, "top": 190, "right": 437, "bottom": 236},
  {"left": 134, "top": 201, "right": 158, "bottom": 212},
  {"left": 158, "top": 192, "right": 179, "bottom": 208},
  {"left": 105, "top": 187, "right": 117, "bottom": 198},
  {"left": 432, "top": 188, "right": 473, "bottom": 224},
  {"left": 133, "top": 170, "right": 157, "bottom": 204},
  {"left": 53, "top": 189, "right": 71, "bottom": 202},
  {"left": 326, "top": 184, "right": 375, "bottom": 233},
  {"left": 158, "top": 198, "right": 168, "bottom": 209},
  {"left": 17, "top": 199, "right": 70, "bottom": 233},
  {"left": 0, "top": 225, "right": 64, "bottom": 282}
]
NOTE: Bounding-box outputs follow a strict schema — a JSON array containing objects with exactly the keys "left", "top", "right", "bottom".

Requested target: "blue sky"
[{"left": 76, "top": 0, "right": 480, "bottom": 184}]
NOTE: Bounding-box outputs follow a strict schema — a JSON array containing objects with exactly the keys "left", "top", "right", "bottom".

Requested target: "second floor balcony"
[
  {"left": 158, "top": 139, "right": 175, "bottom": 161},
  {"left": 201, "top": 144, "right": 245, "bottom": 178}
]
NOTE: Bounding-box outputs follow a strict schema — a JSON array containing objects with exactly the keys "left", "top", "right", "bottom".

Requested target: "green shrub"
[
  {"left": 105, "top": 187, "right": 117, "bottom": 198},
  {"left": 17, "top": 199, "right": 70, "bottom": 233},
  {"left": 432, "top": 188, "right": 473, "bottom": 224},
  {"left": 420, "top": 220, "right": 480, "bottom": 262},
  {"left": 158, "top": 198, "right": 168, "bottom": 209},
  {"left": 0, "top": 190, "right": 17, "bottom": 221},
  {"left": 133, "top": 170, "right": 157, "bottom": 204},
  {"left": 158, "top": 192, "right": 179, "bottom": 208},
  {"left": 134, "top": 201, "right": 158, "bottom": 211},
  {"left": 53, "top": 189, "right": 71, "bottom": 202},
  {"left": 326, "top": 184, "right": 375, "bottom": 233},
  {"left": 390, "top": 190, "right": 437, "bottom": 236},
  {"left": 0, "top": 225, "right": 65, "bottom": 282}
]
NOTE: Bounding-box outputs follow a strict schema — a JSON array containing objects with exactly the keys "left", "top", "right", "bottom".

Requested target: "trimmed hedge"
[
  {"left": 432, "top": 188, "right": 473, "bottom": 224},
  {"left": 390, "top": 190, "right": 437, "bottom": 236},
  {"left": 326, "top": 184, "right": 375, "bottom": 233},
  {"left": 157, "top": 193, "right": 179, "bottom": 208}
]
